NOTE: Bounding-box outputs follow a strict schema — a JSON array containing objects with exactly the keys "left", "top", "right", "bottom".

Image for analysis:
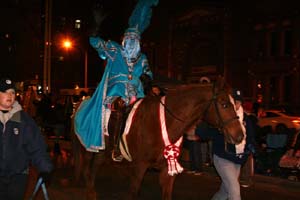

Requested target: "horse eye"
[{"left": 222, "top": 103, "right": 228, "bottom": 108}]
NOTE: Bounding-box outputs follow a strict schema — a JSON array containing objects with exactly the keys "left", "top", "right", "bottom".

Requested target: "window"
[
  {"left": 284, "top": 29, "right": 292, "bottom": 56},
  {"left": 255, "top": 31, "right": 264, "bottom": 57},
  {"left": 270, "top": 31, "right": 279, "bottom": 56},
  {"left": 270, "top": 76, "right": 279, "bottom": 104},
  {"left": 75, "top": 19, "right": 81, "bottom": 29},
  {"left": 284, "top": 75, "right": 292, "bottom": 102}
]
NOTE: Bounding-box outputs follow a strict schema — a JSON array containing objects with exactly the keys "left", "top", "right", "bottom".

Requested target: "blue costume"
[{"left": 75, "top": 0, "right": 159, "bottom": 152}]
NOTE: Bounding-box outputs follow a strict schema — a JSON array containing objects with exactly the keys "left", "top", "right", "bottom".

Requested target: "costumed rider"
[{"left": 74, "top": 0, "right": 159, "bottom": 162}]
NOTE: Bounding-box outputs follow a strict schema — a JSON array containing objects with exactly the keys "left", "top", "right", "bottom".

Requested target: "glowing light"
[
  {"left": 62, "top": 39, "right": 72, "bottom": 50},
  {"left": 292, "top": 119, "right": 300, "bottom": 124},
  {"left": 257, "top": 83, "right": 262, "bottom": 89}
]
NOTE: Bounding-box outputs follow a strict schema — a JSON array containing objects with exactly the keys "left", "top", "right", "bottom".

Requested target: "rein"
[{"left": 158, "top": 97, "right": 185, "bottom": 122}]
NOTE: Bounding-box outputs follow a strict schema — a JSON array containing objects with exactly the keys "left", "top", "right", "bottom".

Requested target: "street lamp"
[
  {"left": 43, "top": 0, "right": 52, "bottom": 94},
  {"left": 61, "top": 38, "right": 88, "bottom": 90},
  {"left": 62, "top": 39, "right": 73, "bottom": 50}
]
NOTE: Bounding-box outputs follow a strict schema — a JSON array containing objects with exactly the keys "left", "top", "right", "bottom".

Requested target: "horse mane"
[
  {"left": 164, "top": 76, "right": 231, "bottom": 98},
  {"left": 154, "top": 76, "right": 232, "bottom": 140}
]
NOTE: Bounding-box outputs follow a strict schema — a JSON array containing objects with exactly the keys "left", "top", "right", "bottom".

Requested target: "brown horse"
[{"left": 72, "top": 77, "right": 245, "bottom": 200}]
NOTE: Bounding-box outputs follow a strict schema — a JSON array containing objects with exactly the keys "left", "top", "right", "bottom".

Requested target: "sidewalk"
[{"left": 253, "top": 173, "right": 300, "bottom": 192}]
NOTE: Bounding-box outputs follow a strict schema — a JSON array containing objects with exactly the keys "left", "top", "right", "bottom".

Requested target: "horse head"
[{"left": 202, "top": 77, "right": 245, "bottom": 145}]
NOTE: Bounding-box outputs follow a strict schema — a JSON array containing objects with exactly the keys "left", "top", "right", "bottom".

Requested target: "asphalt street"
[{"left": 23, "top": 140, "right": 300, "bottom": 200}]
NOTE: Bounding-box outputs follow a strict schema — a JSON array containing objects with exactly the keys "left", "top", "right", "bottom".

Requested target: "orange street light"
[
  {"left": 62, "top": 38, "right": 73, "bottom": 50},
  {"left": 61, "top": 37, "right": 88, "bottom": 89}
]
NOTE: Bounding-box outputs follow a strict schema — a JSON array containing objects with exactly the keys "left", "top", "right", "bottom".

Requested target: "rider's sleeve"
[
  {"left": 142, "top": 56, "right": 153, "bottom": 79},
  {"left": 89, "top": 36, "right": 118, "bottom": 60}
]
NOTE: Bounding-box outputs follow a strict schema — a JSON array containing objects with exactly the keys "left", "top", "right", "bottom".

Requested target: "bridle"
[
  {"left": 158, "top": 83, "right": 239, "bottom": 130},
  {"left": 203, "top": 84, "right": 246, "bottom": 155},
  {"left": 202, "top": 83, "right": 239, "bottom": 132}
]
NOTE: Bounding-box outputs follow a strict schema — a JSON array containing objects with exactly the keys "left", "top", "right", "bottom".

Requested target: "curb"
[{"left": 254, "top": 173, "right": 300, "bottom": 189}]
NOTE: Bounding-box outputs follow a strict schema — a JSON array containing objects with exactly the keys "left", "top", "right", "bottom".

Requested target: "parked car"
[{"left": 257, "top": 109, "right": 300, "bottom": 132}]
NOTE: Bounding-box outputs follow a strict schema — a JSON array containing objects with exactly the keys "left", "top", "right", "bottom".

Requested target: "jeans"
[
  {"left": 189, "top": 140, "right": 203, "bottom": 172},
  {"left": 212, "top": 155, "right": 241, "bottom": 200},
  {"left": 0, "top": 174, "right": 28, "bottom": 200},
  {"left": 201, "top": 140, "right": 213, "bottom": 165},
  {"left": 240, "top": 154, "right": 254, "bottom": 185}
]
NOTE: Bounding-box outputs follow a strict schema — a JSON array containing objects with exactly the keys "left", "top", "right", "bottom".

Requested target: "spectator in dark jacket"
[
  {"left": 195, "top": 89, "right": 255, "bottom": 200},
  {"left": 0, "top": 78, "right": 53, "bottom": 200},
  {"left": 185, "top": 125, "right": 203, "bottom": 175}
]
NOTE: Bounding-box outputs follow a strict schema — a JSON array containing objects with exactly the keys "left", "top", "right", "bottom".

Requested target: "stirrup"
[{"left": 112, "top": 150, "right": 124, "bottom": 162}]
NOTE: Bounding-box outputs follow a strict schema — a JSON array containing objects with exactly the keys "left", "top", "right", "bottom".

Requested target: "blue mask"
[{"left": 122, "top": 34, "right": 141, "bottom": 60}]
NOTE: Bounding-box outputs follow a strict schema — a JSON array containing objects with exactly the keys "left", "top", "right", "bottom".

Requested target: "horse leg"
[
  {"left": 83, "top": 152, "right": 97, "bottom": 200},
  {"left": 159, "top": 167, "right": 177, "bottom": 200},
  {"left": 72, "top": 137, "right": 83, "bottom": 183},
  {"left": 82, "top": 151, "right": 106, "bottom": 200},
  {"left": 126, "top": 162, "right": 148, "bottom": 200}
]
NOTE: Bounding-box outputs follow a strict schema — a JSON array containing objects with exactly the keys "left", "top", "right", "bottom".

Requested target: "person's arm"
[
  {"left": 245, "top": 114, "right": 256, "bottom": 154},
  {"left": 89, "top": 36, "right": 109, "bottom": 60},
  {"left": 139, "top": 56, "right": 153, "bottom": 96},
  {"left": 88, "top": 3, "right": 107, "bottom": 37},
  {"left": 140, "top": 73, "right": 152, "bottom": 95},
  {"left": 88, "top": 2, "right": 110, "bottom": 59},
  {"left": 195, "top": 122, "right": 219, "bottom": 140},
  {"left": 25, "top": 118, "right": 53, "bottom": 173},
  {"left": 141, "top": 56, "right": 153, "bottom": 79}
]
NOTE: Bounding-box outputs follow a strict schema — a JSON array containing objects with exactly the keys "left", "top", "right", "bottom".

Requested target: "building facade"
[
  {"left": 230, "top": 0, "right": 300, "bottom": 113},
  {"left": 149, "top": 0, "right": 300, "bottom": 113}
]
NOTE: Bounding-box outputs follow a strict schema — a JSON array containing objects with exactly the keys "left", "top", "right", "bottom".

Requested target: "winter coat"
[
  {"left": 195, "top": 113, "right": 255, "bottom": 165},
  {"left": 0, "top": 101, "right": 53, "bottom": 177}
]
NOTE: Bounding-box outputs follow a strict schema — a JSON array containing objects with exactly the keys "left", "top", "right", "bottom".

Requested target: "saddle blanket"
[{"left": 119, "top": 99, "right": 144, "bottom": 161}]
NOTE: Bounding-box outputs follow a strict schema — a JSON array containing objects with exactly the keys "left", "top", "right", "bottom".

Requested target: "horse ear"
[{"left": 214, "top": 76, "right": 229, "bottom": 92}]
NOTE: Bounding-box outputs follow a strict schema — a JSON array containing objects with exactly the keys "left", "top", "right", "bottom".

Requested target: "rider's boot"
[{"left": 108, "top": 98, "right": 126, "bottom": 162}]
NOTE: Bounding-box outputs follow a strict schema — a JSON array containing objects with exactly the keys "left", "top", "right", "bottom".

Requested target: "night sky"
[{"left": 0, "top": 0, "right": 224, "bottom": 85}]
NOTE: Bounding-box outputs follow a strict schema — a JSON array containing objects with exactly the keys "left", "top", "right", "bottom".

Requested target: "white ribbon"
[{"left": 159, "top": 96, "right": 183, "bottom": 176}]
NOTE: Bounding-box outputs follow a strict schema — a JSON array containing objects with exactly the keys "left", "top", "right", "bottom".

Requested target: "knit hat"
[
  {"left": 0, "top": 78, "right": 15, "bottom": 92},
  {"left": 232, "top": 89, "right": 243, "bottom": 102}
]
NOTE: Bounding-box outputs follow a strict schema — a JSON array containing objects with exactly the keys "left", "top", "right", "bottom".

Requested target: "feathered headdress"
[{"left": 125, "top": 0, "right": 159, "bottom": 37}]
